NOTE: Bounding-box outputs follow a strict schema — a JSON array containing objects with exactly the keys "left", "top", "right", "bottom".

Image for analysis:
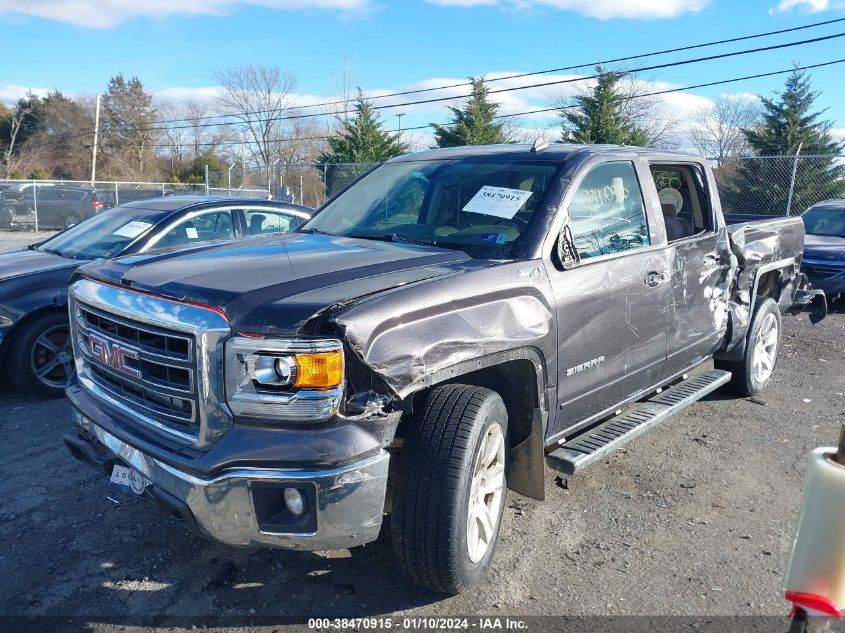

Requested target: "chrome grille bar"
[{"left": 68, "top": 278, "right": 232, "bottom": 448}]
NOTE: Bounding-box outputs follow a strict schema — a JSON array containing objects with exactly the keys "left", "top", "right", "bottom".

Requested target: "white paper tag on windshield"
[
  {"left": 113, "top": 221, "right": 153, "bottom": 239},
  {"left": 186, "top": 227, "right": 199, "bottom": 239},
  {"left": 462, "top": 186, "right": 532, "bottom": 220}
]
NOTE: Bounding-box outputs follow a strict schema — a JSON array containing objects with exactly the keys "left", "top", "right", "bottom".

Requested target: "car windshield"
[
  {"left": 301, "top": 159, "right": 561, "bottom": 258},
  {"left": 802, "top": 205, "right": 845, "bottom": 238},
  {"left": 37, "top": 207, "right": 168, "bottom": 259}
]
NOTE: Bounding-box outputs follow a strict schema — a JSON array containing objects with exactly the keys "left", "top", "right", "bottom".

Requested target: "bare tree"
[
  {"left": 688, "top": 96, "right": 761, "bottom": 163},
  {"left": 2, "top": 99, "right": 33, "bottom": 178},
  {"left": 212, "top": 65, "right": 298, "bottom": 168}
]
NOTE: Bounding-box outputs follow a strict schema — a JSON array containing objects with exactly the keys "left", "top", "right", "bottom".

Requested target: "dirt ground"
[{"left": 0, "top": 230, "right": 844, "bottom": 631}]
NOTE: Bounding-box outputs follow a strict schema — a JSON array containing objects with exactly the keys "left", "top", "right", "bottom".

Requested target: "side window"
[
  {"left": 650, "top": 164, "right": 711, "bottom": 242},
  {"left": 243, "top": 209, "right": 303, "bottom": 235},
  {"left": 154, "top": 210, "right": 234, "bottom": 249},
  {"left": 568, "top": 161, "right": 650, "bottom": 260}
]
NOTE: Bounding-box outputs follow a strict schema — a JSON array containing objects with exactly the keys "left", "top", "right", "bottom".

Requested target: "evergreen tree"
[
  {"left": 102, "top": 74, "right": 159, "bottom": 179},
  {"left": 319, "top": 90, "right": 408, "bottom": 195},
  {"left": 432, "top": 77, "right": 512, "bottom": 147},
  {"left": 721, "top": 67, "right": 844, "bottom": 215},
  {"left": 559, "top": 66, "right": 649, "bottom": 146}
]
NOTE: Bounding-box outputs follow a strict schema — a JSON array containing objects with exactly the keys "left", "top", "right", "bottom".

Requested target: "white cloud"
[
  {"left": 0, "top": 84, "right": 50, "bottom": 105},
  {"left": 769, "top": 0, "right": 845, "bottom": 13},
  {"left": 426, "top": 0, "right": 710, "bottom": 20},
  {"left": 0, "top": 0, "right": 371, "bottom": 28}
]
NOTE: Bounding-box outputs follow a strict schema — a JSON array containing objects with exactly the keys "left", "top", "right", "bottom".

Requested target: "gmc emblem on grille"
[{"left": 87, "top": 333, "right": 142, "bottom": 379}]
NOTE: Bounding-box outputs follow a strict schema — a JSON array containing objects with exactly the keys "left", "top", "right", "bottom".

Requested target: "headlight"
[{"left": 225, "top": 337, "right": 344, "bottom": 422}]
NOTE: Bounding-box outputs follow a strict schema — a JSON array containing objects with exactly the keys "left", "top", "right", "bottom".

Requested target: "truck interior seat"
[{"left": 662, "top": 204, "right": 688, "bottom": 242}]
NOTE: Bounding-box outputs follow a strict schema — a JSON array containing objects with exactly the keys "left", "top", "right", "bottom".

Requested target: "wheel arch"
[{"left": 399, "top": 348, "right": 550, "bottom": 501}]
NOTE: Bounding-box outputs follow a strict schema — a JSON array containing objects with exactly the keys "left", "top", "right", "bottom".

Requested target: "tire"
[
  {"left": 716, "top": 297, "right": 782, "bottom": 397},
  {"left": 7, "top": 311, "right": 74, "bottom": 398},
  {"left": 391, "top": 384, "right": 509, "bottom": 594}
]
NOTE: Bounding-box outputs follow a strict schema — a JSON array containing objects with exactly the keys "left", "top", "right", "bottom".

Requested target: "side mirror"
[{"left": 556, "top": 222, "right": 580, "bottom": 270}]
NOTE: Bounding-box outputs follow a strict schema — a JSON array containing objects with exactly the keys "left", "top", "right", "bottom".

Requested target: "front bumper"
[{"left": 65, "top": 412, "right": 390, "bottom": 550}]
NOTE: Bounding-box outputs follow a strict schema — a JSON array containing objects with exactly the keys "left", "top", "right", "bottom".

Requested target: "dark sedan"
[
  {"left": 0, "top": 196, "right": 311, "bottom": 397},
  {"left": 800, "top": 199, "right": 845, "bottom": 301}
]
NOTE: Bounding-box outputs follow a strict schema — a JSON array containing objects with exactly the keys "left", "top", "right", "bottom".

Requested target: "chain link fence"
[
  {"left": 3, "top": 155, "right": 842, "bottom": 233},
  {"left": 206, "top": 162, "right": 375, "bottom": 208},
  {"left": 712, "top": 154, "right": 845, "bottom": 217}
]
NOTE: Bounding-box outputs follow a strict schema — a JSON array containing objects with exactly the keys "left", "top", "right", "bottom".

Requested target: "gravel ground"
[
  {"left": 0, "top": 226, "right": 843, "bottom": 629},
  {"left": 0, "top": 230, "right": 59, "bottom": 252}
]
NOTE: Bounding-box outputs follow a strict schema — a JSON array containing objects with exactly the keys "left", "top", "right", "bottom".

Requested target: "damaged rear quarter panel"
[
  {"left": 330, "top": 261, "right": 557, "bottom": 402},
  {"left": 723, "top": 216, "right": 805, "bottom": 351}
]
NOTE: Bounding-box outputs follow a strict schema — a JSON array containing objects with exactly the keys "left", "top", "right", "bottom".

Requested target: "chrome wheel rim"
[
  {"left": 467, "top": 423, "right": 506, "bottom": 564},
  {"left": 752, "top": 313, "right": 778, "bottom": 384},
  {"left": 30, "top": 324, "right": 73, "bottom": 389}
]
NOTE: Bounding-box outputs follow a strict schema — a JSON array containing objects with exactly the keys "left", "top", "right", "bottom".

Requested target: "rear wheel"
[
  {"left": 7, "top": 311, "right": 74, "bottom": 398},
  {"left": 716, "top": 297, "right": 782, "bottom": 397},
  {"left": 391, "top": 384, "right": 508, "bottom": 594}
]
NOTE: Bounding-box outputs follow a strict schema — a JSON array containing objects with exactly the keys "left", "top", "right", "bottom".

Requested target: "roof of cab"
[{"left": 386, "top": 143, "right": 696, "bottom": 163}]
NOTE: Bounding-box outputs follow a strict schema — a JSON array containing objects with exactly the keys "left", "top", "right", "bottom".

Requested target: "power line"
[
  {"left": 101, "top": 30, "right": 845, "bottom": 136},
  {"left": 143, "top": 15, "right": 845, "bottom": 125},
  {"left": 145, "top": 57, "right": 845, "bottom": 150}
]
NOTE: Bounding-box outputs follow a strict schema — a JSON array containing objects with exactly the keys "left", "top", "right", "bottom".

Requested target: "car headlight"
[{"left": 225, "top": 337, "right": 344, "bottom": 422}]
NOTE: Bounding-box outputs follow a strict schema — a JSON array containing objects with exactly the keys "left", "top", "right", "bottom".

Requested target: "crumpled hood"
[
  {"left": 0, "top": 248, "right": 78, "bottom": 282},
  {"left": 79, "top": 233, "right": 476, "bottom": 333},
  {"left": 803, "top": 234, "right": 845, "bottom": 262}
]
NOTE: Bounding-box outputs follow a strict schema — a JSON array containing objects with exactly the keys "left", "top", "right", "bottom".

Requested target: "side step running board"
[{"left": 546, "top": 369, "right": 731, "bottom": 475}]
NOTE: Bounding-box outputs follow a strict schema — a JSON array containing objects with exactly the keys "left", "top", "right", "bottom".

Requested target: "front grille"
[
  {"left": 75, "top": 303, "right": 200, "bottom": 438},
  {"left": 804, "top": 264, "right": 845, "bottom": 279}
]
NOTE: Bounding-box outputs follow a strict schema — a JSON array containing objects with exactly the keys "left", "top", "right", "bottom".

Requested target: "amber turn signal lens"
[{"left": 294, "top": 351, "right": 344, "bottom": 388}]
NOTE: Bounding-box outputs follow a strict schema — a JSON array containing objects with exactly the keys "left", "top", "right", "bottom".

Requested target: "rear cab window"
[{"left": 648, "top": 163, "right": 714, "bottom": 242}]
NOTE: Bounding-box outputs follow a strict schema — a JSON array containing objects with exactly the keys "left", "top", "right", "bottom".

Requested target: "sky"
[{"left": 1, "top": 0, "right": 844, "bottom": 148}]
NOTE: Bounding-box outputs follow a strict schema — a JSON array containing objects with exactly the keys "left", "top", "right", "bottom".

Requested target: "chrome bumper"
[{"left": 72, "top": 413, "right": 390, "bottom": 550}]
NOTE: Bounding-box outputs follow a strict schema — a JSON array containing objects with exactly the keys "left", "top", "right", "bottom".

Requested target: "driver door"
[{"left": 548, "top": 159, "right": 672, "bottom": 437}]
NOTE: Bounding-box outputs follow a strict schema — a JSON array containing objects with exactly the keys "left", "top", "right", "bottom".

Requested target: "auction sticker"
[
  {"left": 113, "top": 221, "right": 153, "bottom": 239},
  {"left": 108, "top": 465, "right": 152, "bottom": 496},
  {"left": 462, "top": 186, "right": 532, "bottom": 220}
]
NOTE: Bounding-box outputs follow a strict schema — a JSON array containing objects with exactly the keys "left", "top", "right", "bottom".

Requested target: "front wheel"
[
  {"left": 391, "top": 384, "right": 508, "bottom": 594},
  {"left": 7, "top": 311, "right": 74, "bottom": 398},
  {"left": 716, "top": 297, "right": 782, "bottom": 397}
]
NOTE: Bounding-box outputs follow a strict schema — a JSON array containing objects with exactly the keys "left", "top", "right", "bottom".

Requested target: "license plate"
[{"left": 108, "top": 465, "right": 153, "bottom": 496}]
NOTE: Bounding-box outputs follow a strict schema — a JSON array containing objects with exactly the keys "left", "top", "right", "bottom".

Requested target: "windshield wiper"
[
  {"left": 298, "top": 227, "right": 335, "bottom": 236},
  {"left": 345, "top": 232, "right": 438, "bottom": 247}
]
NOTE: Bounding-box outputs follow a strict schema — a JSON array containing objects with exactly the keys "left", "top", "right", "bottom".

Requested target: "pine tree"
[
  {"left": 432, "top": 78, "right": 512, "bottom": 147},
  {"left": 721, "top": 67, "right": 844, "bottom": 215},
  {"left": 319, "top": 90, "right": 408, "bottom": 194},
  {"left": 102, "top": 74, "right": 159, "bottom": 179},
  {"left": 559, "top": 66, "right": 649, "bottom": 146}
]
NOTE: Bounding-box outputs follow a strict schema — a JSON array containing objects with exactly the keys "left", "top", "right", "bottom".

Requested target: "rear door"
[
  {"left": 547, "top": 158, "right": 672, "bottom": 437},
  {"left": 645, "top": 162, "right": 732, "bottom": 378}
]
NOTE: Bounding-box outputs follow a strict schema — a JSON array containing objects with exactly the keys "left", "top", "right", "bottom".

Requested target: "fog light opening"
[{"left": 283, "top": 487, "right": 306, "bottom": 516}]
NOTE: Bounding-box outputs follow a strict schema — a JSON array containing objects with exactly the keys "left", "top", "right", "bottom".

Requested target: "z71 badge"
[{"left": 566, "top": 356, "right": 605, "bottom": 376}]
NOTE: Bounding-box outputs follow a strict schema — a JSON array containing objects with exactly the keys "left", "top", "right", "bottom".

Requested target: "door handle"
[{"left": 644, "top": 271, "right": 667, "bottom": 287}]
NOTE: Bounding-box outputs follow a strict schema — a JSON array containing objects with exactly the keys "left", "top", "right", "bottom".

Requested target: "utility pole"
[
  {"left": 90, "top": 93, "right": 101, "bottom": 185},
  {"left": 396, "top": 113, "right": 405, "bottom": 138}
]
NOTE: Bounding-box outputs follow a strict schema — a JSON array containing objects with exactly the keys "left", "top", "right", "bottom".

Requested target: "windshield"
[
  {"left": 302, "top": 159, "right": 561, "bottom": 258},
  {"left": 38, "top": 207, "right": 168, "bottom": 259},
  {"left": 802, "top": 205, "right": 845, "bottom": 238}
]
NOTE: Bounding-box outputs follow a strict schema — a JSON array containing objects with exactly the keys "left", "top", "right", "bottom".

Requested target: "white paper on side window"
[
  {"left": 186, "top": 227, "right": 199, "bottom": 239},
  {"left": 112, "top": 221, "right": 153, "bottom": 239},
  {"left": 462, "top": 186, "right": 533, "bottom": 220}
]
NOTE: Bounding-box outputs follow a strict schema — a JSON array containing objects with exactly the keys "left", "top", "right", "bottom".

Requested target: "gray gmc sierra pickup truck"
[{"left": 63, "top": 144, "right": 825, "bottom": 593}]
